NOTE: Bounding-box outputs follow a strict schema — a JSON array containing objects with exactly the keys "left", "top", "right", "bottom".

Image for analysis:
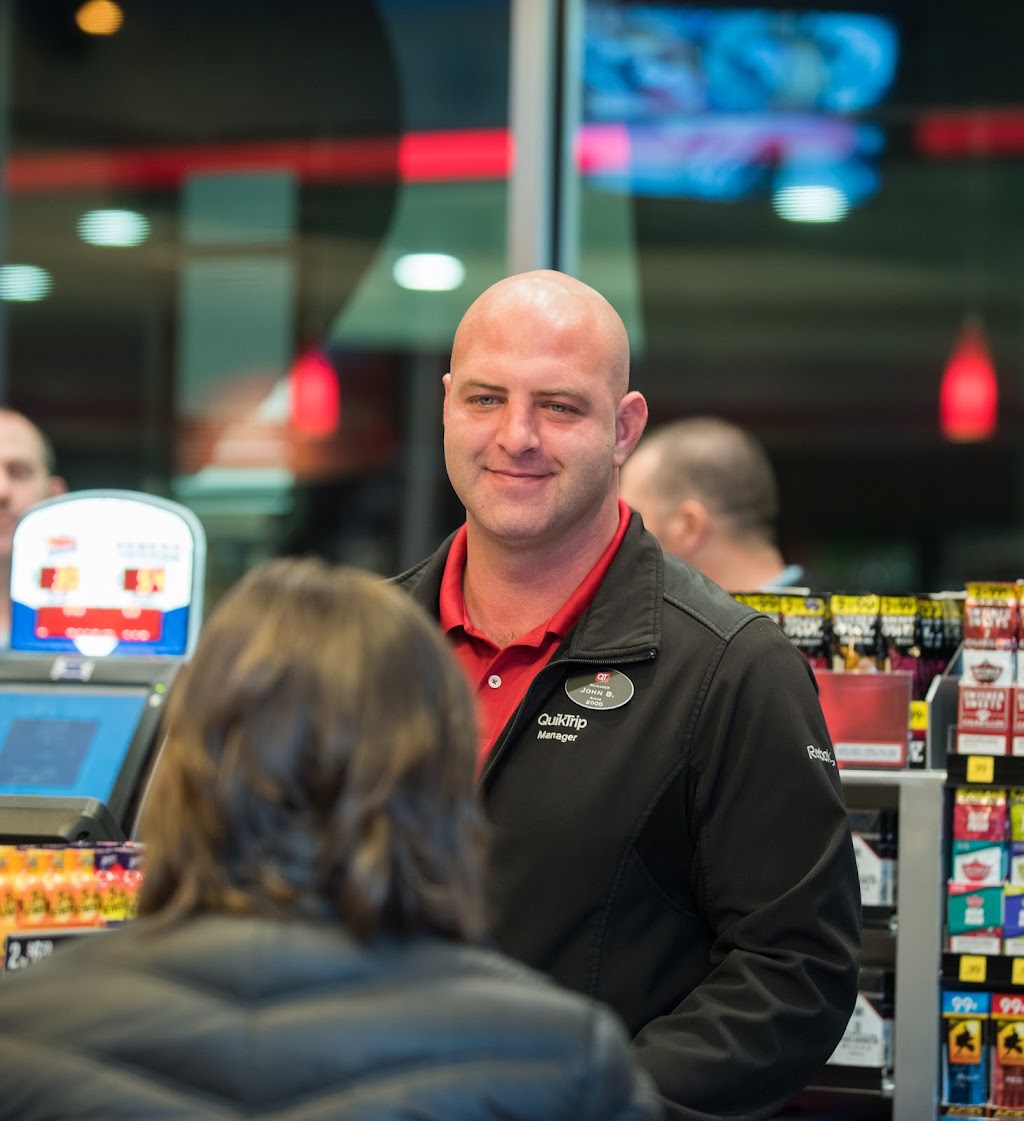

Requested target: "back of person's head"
[
  {"left": 635, "top": 416, "right": 780, "bottom": 543},
  {"left": 138, "top": 557, "right": 486, "bottom": 943}
]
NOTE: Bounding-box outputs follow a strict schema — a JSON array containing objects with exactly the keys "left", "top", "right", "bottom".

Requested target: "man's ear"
[
  {"left": 441, "top": 372, "right": 452, "bottom": 425},
  {"left": 47, "top": 476, "right": 68, "bottom": 498},
  {"left": 613, "top": 391, "right": 649, "bottom": 466},
  {"left": 666, "top": 498, "right": 710, "bottom": 560}
]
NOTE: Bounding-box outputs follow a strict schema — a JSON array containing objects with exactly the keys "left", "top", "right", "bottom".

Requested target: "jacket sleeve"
[
  {"left": 631, "top": 616, "right": 862, "bottom": 1121},
  {"left": 581, "top": 1005, "right": 664, "bottom": 1121}
]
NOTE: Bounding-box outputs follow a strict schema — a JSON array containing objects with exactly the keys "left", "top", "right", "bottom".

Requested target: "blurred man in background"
[
  {"left": 0, "top": 409, "right": 66, "bottom": 644},
  {"left": 619, "top": 416, "right": 804, "bottom": 592}
]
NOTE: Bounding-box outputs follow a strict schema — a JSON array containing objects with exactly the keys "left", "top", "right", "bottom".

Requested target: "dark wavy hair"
[{"left": 137, "top": 557, "right": 487, "bottom": 943}]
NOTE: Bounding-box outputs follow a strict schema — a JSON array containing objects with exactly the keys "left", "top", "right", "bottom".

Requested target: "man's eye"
[
  {"left": 470, "top": 395, "right": 499, "bottom": 407},
  {"left": 546, "top": 402, "right": 579, "bottom": 415}
]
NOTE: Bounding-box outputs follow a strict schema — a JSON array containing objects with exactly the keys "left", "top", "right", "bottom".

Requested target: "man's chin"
[{"left": 473, "top": 514, "right": 550, "bottom": 547}]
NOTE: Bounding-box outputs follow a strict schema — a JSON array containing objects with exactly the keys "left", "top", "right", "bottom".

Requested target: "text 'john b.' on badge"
[{"left": 565, "top": 669, "right": 634, "bottom": 711}]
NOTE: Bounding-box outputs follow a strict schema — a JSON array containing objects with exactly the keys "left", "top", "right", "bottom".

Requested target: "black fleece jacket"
[{"left": 395, "top": 512, "right": 862, "bottom": 1121}]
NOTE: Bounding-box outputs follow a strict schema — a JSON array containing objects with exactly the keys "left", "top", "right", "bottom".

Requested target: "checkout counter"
[{"left": 0, "top": 490, "right": 205, "bottom": 844}]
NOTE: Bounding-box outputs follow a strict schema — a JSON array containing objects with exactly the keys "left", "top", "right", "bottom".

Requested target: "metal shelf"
[{"left": 839, "top": 767, "right": 947, "bottom": 1120}]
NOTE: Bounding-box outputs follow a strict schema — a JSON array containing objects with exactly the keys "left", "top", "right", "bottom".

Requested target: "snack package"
[
  {"left": 953, "top": 787, "right": 1008, "bottom": 842},
  {"left": 829, "top": 593, "right": 883, "bottom": 671},
  {"left": 779, "top": 594, "right": 830, "bottom": 670},
  {"left": 993, "top": 993, "right": 1024, "bottom": 1109},
  {"left": 942, "top": 990, "right": 990, "bottom": 1108}
]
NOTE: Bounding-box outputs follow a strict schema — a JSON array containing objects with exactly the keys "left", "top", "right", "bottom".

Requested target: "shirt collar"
[{"left": 438, "top": 499, "right": 632, "bottom": 643}]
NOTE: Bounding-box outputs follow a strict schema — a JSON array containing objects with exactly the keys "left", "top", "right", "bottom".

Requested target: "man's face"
[
  {"left": 0, "top": 414, "right": 61, "bottom": 561},
  {"left": 443, "top": 304, "right": 632, "bottom": 552}
]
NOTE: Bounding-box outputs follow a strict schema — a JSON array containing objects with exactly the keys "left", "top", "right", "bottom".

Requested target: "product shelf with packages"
[
  {"left": 0, "top": 489, "right": 205, "bottom": 972},
  {"left": 882, "top": 578, "right": 1024, "bottom": 1121},
  {"left": 941, "top": 764, "right": 1024, "bottom": 1119},
  {"left": 0, "top": 841, "right": 143, "bottom": 970},
  {"left": 733, "top": 591, "right": 963, "bottom": 771},
  {"left": 733, "top": 590, "right": 962, "bottom": 1120}
]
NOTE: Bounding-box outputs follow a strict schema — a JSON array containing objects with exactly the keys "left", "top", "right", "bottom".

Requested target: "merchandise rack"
[{"left": 833, "top": 767, "right": 946, "bottom": 1120}]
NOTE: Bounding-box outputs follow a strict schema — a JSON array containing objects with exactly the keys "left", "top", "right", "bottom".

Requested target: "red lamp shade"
[
  {"left": 939, "top": 322, "right": 998, "bottom": 442},
  {"left": 288, "top": 348, "right": 340, "bottom": 438}
]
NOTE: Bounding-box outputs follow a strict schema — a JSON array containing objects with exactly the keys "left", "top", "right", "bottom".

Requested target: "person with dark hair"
[
  {"left": 396, "top": 270, "right": 860, "bottom": 1121},
  {"left": 0, "top": 557, "right": 660, "bottom": 1121},
  {"left": 0, "top": 408, "right": 66, "bottom": 644},
  {"left": 619, "top": 416, "right": 804, "bottom": 592}
]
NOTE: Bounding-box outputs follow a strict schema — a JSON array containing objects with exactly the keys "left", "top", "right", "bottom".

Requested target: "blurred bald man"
[
  {"left": 620, "top": 416, "right": 805, "bottom": 593},
  {"left": 0, "top": 409, "right": 66, "bottom": 643}
]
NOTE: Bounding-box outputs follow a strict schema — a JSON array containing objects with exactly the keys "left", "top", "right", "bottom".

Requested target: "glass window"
[
  {"left": 2, "top": 0, "right": 510, "bottom": 606},
  {"left": 577, "top": 0, "right": 1024, "bottom": 591}
]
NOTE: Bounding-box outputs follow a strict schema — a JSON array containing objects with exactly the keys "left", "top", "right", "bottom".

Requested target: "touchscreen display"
[{"left": 0, "top": 688, "right": 149, "bottom": 801}]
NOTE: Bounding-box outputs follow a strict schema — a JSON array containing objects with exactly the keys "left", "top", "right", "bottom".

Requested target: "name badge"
[{"left": 565, "top": 669, "right": 634, "bottom": 711}]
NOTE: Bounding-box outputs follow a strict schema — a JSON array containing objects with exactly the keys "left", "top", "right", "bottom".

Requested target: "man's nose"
[{"left": 496, "top": 402, "right": 539, "bottom": 455}]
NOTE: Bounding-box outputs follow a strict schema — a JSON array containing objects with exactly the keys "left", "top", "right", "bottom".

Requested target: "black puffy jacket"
[{"left": 0, "top": 912, "right": 661, "bottom": 1121}]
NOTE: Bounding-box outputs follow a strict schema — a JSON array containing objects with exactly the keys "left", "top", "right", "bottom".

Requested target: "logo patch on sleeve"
[{"left": 806, "top": 743, "right": 837, "bottom": 766}]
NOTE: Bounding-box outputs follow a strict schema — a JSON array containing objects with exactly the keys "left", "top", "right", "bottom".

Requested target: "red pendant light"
[
  {"left": 288, "top": 347, "right": 340, "bottom": 438},
  {"left": 939, "top": 319, "right": 998, "bottom": 442}
]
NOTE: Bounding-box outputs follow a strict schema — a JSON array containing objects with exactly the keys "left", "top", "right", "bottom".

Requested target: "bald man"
[
  {"left": 620, "top": 417, "right": 804, "bottom": 593},
  {"left": 0, "top": 409, "right": 66, "bottom": 643},
  {"left": 395, "top": 271, "right": 860, "bottom": 1121}
]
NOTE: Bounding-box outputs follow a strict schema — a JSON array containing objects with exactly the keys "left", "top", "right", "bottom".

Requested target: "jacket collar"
[{"left": 396, "top": 512, "right": 664, "bottom": 662}]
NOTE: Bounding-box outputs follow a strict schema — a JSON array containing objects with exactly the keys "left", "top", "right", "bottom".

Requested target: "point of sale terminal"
[{"left": 0, "top": 490, "right": 205, "bottom": 844}]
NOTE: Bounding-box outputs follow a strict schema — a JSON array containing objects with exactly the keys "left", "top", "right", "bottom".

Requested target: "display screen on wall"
[{"left": 583, "top": 3, "right": 899, "bottom": 214}]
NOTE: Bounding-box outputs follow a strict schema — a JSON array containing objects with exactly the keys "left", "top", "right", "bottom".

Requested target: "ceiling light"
[
  {"left": 392, "top": 253, "right": 465, "bottom": 292},
  {"left": 772, "top": 185, "right": 849, "bottom": 223},
  {"left": 75, "top": 0, "right": 124, "bottom": 36},
  {"left": 0, "top": 265, "right": 52, "bottom": 302},
  {"left": 940, "top": 319, "right": 998, "bottom": 442},
  {"left": 78, "top": 209, "right": 150, "bottom": 247}
]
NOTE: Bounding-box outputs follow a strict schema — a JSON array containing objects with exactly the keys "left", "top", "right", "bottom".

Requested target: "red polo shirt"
[{"left": 440, "top": 500, "right": 631, "bottom": 772}]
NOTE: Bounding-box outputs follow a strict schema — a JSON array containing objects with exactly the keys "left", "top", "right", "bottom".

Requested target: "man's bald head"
[{"left": 450, "top": 270, "right": 631, "bottom": 398}]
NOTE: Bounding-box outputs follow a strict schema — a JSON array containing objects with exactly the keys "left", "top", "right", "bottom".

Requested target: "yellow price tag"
[
  {"left": 959, "top": 955, "right": 988, "bottom": 984},
  {"left": 908, "top": 700, "right": 928, "bottom": 734},
  {"left": 1013, "top": 959, "right": 1024, "bottom": 987},
  {"left": 967, "top": 756, "right": 996, "bottom": 784}
]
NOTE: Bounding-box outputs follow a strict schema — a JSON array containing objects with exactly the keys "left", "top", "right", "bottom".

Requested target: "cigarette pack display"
[
  {"left": 778, "top": 594, "right": 830, "bottom": 670},
  {"left": 958, "top": 683, "right": 1012, "bottom": 756},
  {"left": 964, "top": 583, "right": 1019, "bottom": 650},
  {"left": 957, "top": 583, "right": 1019, "bottom": 756},
  {"left": 963, "top": 648, "right": 1016, "bottom": 688},
  {"left": 1009, "top": 843, "right": 1024, "bottom": 888},
  {"left": 848, "top": 808, "right": 897, "bottom": 907},
  {"left": 942, "top": 990, "right": 990, "bottom": 1108},
  {"left": 993, "top": 992, "right": 1024, "bottom": 1109},
  {"left": 1014, "top": 690, "right": 1024, "bottom": 758},
  {"left": 829, "top": 593, "right": 883, "bottom": 671},
  {"left": 952, "top": 840, "right": 1008, "bottom": 888},
  {"left": 826, "top": 967, "right": 894, "bottom": 1069},
  {"left": 1011, "top": 791, "right": 1024, "bottom": 842},
  {"left": 1004, "top": 888, "right": 1024, "bottom": 955},
  {"left": 947, "top": 882, "right": 1003, "bottom": 954},
  {"left": 954, "top": 788, "right": 1009, "bottom": 842},
  {"left": 732, "top": 592, "right": 782, "bottom": 625}
]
